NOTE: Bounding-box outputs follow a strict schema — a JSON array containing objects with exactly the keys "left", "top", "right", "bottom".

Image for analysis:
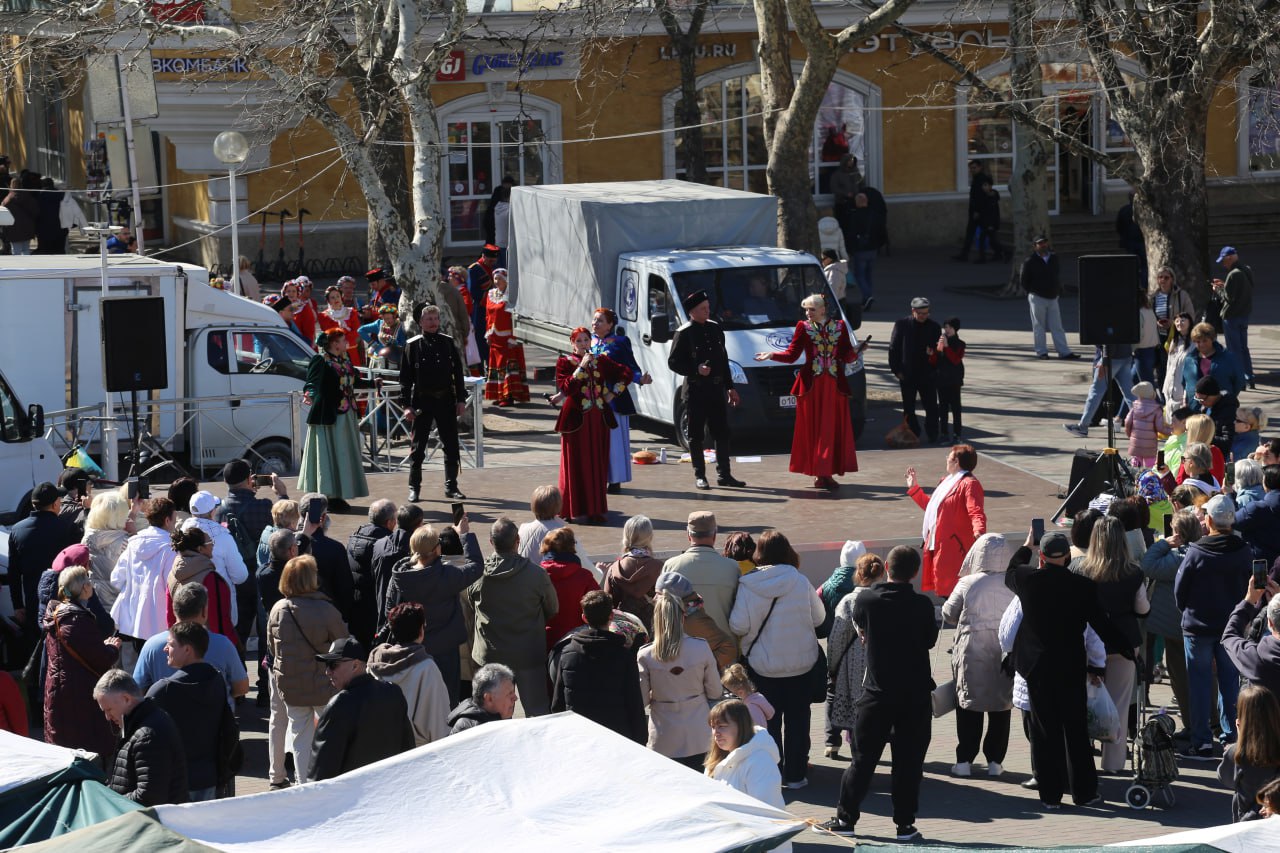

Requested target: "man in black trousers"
[
  {"left": 400, "top": 304, "right": 467, "bottom": 502},
  {"left": 815, "top": 546, "right": 938, "bottom": 842},
  {"left": 1005, "top": 530, "right": 1130, "bottom": 809},
  {"left": 889, "top": 297, "right": 942, "bottom": 444}
]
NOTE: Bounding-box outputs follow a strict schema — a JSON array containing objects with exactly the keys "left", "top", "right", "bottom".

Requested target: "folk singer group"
[{"left": 378, "top": 288, "right": 868, "bottom": 523}]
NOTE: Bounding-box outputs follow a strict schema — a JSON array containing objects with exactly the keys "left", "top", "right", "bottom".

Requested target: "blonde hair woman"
[
  {"left": 83, "top": 491, "right": 133, "bottom": 610},
  {"left": 637, "top": 591, "right": 721, "bottom": 769},
  {"left": 1179, "top": 414, "right": 1224, "bottom": 485}
]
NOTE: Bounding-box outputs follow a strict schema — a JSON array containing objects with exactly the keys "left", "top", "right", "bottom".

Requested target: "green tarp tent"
[
  {"left": 10, "top": 809, "right": 219, "bottom": 852},
  {"left": 0, "top": 758, "right": 139, "bottom": 850}
]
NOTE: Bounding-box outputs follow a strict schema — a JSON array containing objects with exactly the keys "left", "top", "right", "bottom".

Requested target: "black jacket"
[
  {"left": 975, "top": 188, "right": 1001, "bottom": 230},
  {"left": 347, "top": 523, "right": 391, "bottom": 646},
  {"left": 1222, "top": 599, "right": 1280, "bottom": 698},
  {"left": 1093, "top": 569, "right": 1145, "bottom": 654},
  {"left": 399, "top": 332, "right": 466, "bottom": 411},
  {"left": 1175, "top": 534, "right": 1252, "bottom": 636},
  {"left": 1005, "top": 548, "right": 1129, "bottom": 681},
  {"left": 1235, "top": 491, "right": 1280, "bottom": 567},
  {"left": 847, "top": 206, "right": 886, "bottom": 252},
  {"left": 551, "top": 627, "right": 646, "bottom": 743},
  {"left": 851, "top": 581, "right": 938, "bottom": 698},
  {"left": 448, "top": 697, "right": 502, "bottom": 734},
  {"left": 310, "top": 529, "right": 356, "bottom": 623},
  {"left": 145, "top": 662, "right": 226, "bottom": 790},
  {"left": 888, "top": 317, "right": 942, "bottom": 381},
  {"left": 7, "top": 509, "right": 75, "bottom": 614},
  {"left": 303, "top": 354, "right": 365, "bottom": 427},
  {"left": 311, "top": 673, "right": 414, "bottom": 781},
  {"left": 668, "top": 320, "right": 734, "bottom": 391},
  {"left": 385, "top": 542, "right": 483, "bottom": 661},
  {"left": 257, "top": 559, "right": 286, "bottom": 623},
  {"left": 1020, "top": 252, "right": 1062, "bottom": 299},
  {"left": 108, "top": 698, "right": 189, "bottom": 806},
  {"left": 371, "top": 528, "right": 412, "bottom": 622}
]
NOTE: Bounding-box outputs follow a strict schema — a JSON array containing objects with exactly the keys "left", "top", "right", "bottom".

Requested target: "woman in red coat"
[
  {"left": 754, "top": 294, "right": 865, "bottom": 489},
  {"left": 538, "top": 526, "right": 601, "bottom": 650},
  {"left": 552, "top": 326, "right": 633, "bottom": 524},
  {"left": 905, "top": 443, "right": 987, "bottom": 597},
  {"left": 318, "top": 285, "right": 364, "bottom": 367},
  {"left": 43, "top": 566, "right": 121, "bottom": 757}
]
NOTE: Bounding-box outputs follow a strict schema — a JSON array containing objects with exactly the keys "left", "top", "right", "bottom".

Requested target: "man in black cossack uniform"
[
  {"left": 399, "top": 304, "right": 467, "bottom": 502},
  {"left": 667, "top": 290, "right": 746, "bottom": 491}
]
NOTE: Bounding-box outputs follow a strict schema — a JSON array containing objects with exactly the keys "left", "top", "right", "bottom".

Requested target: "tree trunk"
[
  {"left": 673, "top": 31, "right": 707, "bottom": 183},
  {"left": 367, "top": 92, "right": 411, "bottom": 271},
  {"left": 1000, "top": 0, "right": 1051, "bottom": 297},
  {"left": 1134, "top": 131, "right": 1210, "bottom": 312}
]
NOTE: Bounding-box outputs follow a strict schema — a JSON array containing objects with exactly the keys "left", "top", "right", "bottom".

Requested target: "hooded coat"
[
  {"left": 550, "top": 627, "right": 646, "bottom": 743},
  {"left": 709, "top": 726, "right": 787, "bottom": 814},
  {"left": 367, "top": 642, "right": 451, "bottom": 746},
  {"left": 603, "top": 552, "right": 662, "bottom": 633},
  {"left": 729, "top": 563, "right": 824, "bottom": 679},
  {"left": 1174, "top": 533, "right": 1252, "bottom": 636},
  {"left": 941, "top": 534, "right": 1015, "bottom": 712},
  {"left": 83, "top": 527, "right": 129, "bottom": 611},
  {"left": 110, "top": 525, "right": 178, "bottom": 640},
  {"left": 166, "top": 551, "right": 239, "bottom": 646},
  {"left": 541, "top": 553, "right": 600, "bottom": 650},
  {"left": 386, "top": 550, "right": 482, "bottom": 662},
  {"left": 43, "top": 599, "right": 118, "bottom": 757},
  {"left": 467, "top": 552, "right": 559, "bottom": 669}
]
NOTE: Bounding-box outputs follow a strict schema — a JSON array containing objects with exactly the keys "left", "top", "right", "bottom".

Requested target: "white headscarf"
[{"left": 922, "top": 470, "right": 969, "bottom": 549}]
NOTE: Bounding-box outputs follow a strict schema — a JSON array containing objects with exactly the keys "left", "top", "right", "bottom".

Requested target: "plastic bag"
[
  {"left": 885, "top": 418, "right": 920, "bottom": 450},
  {"left": 1086, "top": 680, "right": 1122, "bottom": 743}
]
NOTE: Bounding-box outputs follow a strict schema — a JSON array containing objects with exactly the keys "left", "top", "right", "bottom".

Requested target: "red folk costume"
[
  {"left": 907, "top": 472, "right": 986, "bottom": 597},
  {"left": 764, "top": 319, "right": 859, "bottom": 477},
  {"left": 484, "top": 288, "right": 530, "bottom": 404},
  {"left": 318, "top": 306, "right": 365, "bottom": 367},
  {"left": 292, "top": 299, "right": 318, "bottom": 346},
  {"left": 554, "top": 352, "right": 633, "bottom": 520}
]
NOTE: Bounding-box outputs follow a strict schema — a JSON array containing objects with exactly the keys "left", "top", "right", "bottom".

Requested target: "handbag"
[{"left": 930, "top": 639, "right": 958, "bottom": 717}]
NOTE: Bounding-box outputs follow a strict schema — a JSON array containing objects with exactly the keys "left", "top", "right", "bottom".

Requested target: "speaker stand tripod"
[
  {"left": 119, "top": 390, "right": 191, "bottom": 483},
  {"left": 1052, "top": 346, "right": 1138, "bottom": 523}
]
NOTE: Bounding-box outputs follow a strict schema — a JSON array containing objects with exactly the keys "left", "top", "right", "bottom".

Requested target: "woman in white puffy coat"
[
  {"left": 729, "top": 531, "right": 825, "bottom": 789},
  {"left": 706, "top": 699, "right": 792, "bottom": 852},
  {"left": 941, "top": 533, "right": 1015, "bottom": 778}
]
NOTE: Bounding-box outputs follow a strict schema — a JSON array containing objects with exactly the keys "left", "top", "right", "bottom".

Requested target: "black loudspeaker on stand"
[
  {"left": 1053, "top": 256, "right": 1142, "bottom": 522},
  {"left": 101, "top": 297, "right": 172, "bottom": 481}
]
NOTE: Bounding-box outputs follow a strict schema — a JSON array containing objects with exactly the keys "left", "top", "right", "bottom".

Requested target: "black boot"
[{"left": 444, "top": 460, "right": 466, "bottom": 499}]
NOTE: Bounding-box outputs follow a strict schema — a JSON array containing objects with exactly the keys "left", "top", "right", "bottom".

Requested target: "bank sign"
[{"left": 435, "top": 45, "right": 578, "bottom": 82}]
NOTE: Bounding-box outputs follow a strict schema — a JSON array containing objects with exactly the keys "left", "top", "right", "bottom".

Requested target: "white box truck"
[
  {"left": 509, "top": 180, "right": 866, "bottom": 446},
  {"left": 0, "top": 255, "right": 311, "bottom": 485}
]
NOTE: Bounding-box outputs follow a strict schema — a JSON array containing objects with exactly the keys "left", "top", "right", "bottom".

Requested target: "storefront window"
[
  {"left": 446, "top": 118, "right": 545, "bottom": 244},
  {"left": 966, "top": 77, "right": 1013, "bottom": 187},
  {"left": 674, "top": 75, "right": 866, "bottom": 196},
  {"left": 1246, "top": 72, "right": 1280, "bottom": 172},
  {"left": 23, "top": 64, "right": 69, "bottom": 184}
]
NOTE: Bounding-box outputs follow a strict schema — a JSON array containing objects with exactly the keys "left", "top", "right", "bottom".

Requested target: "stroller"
[{"left": 1124, "top": 675, "right": 1179, "bottom": 809}]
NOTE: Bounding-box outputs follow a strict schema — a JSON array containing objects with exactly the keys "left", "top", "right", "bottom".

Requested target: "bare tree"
[
  {"left": 895, "top": 1, "right": 1280, "bottom": 306},
  {"left": 751, "top": 0, "right": 917, "bottom": 253},
  {"left": 655, "top": 0, "right": 712, "bottom": 183}
]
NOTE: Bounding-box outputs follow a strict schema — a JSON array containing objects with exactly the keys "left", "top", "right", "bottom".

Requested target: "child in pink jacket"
[{"left": 1125, "top": 382, "right": 1170, "bottom": 468}]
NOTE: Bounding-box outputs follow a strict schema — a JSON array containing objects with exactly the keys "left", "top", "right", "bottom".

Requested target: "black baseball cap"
[
  {"left": 221, "top": 459, "right": 252, "bottom": 485},
  {"left": 315, "top": 636, "right": 366, "bottom": 664},
  {"left": 32, "top": 482, "right": 67, "bottom": 507}
]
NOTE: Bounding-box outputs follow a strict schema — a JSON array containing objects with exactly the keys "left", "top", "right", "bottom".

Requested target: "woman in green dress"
[{"left": 298, "top": 330, "right": 369, "bottom": 504}]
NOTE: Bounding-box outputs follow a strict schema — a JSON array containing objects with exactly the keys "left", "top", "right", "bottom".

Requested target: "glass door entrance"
[{"left": 445, "top": 116, "right": 549, "bottom": 246}]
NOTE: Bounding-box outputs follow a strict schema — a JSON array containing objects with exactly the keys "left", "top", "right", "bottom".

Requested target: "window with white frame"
[{"left": 1244, "top": 69, "right": 1280, "bottom": 173}]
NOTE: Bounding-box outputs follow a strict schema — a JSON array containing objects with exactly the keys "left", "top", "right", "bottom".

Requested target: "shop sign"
[
  {"left": 658, "top": 43, "right": 738, "bottom": 60},
  {"left": 152, "top": 56, "right": 249, "bottom": 74},
  {"left": 851, "top": 28, "right": 1009, "bottom": 54},
  {"left": 436, "top": 51, "right": 466, "bottom": 82},
  {"left": 148, "top": 0, "right": 205, "bottom": 23},
  {"left": 472, "top": 50, "right": 565, "bottom": 76}
]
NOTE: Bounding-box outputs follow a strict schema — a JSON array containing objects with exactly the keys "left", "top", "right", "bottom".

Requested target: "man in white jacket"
[{"left": 183, "top": 491, "right": 248, "bottom": 623}]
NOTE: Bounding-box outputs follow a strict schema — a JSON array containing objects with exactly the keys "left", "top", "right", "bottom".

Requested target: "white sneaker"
[
  {"left": 988, "top": 762, "right": 1004, "bottom": 777},
  {"left": 783, "top": 778, "right": 809, "bottom": 790},
  {"left": 951, "top": 762, "right": 972, "bottom": 777}
]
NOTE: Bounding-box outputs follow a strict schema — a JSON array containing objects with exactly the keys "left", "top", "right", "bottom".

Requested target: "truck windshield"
[{"left": 672, "top": 265, "right": 835, "bottom": 330}]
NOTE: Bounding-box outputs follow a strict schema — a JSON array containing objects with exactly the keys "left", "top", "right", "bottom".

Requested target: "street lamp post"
[{"left": 213, "top": 131, "right": 249, "bottom": 295}]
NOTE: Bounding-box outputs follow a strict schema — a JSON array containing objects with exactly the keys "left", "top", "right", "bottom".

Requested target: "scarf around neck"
[{"left": 922, "top": 470, "right": 969, "bottom": 549}]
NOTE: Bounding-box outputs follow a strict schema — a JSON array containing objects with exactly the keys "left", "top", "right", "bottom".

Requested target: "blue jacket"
[
  {"left": 1175, "top": 533, "right": 1252, "bottom": 636},
  {"left": 591, "top": 333, "right": 643, "bottom": 416},
  {"left": 1235, "top": 490, "right": 1280, "bottom": 567},
  {"left": 1181, "top": 342, "right": 1245, "bottom": 410}
]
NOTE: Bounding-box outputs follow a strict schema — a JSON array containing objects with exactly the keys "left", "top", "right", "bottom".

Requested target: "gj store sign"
[{"left": 435, "top": 45, "right": 579, "bottom": 83}]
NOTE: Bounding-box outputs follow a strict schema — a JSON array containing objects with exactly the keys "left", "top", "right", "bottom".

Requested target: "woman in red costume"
[
  {"left": 483, "top": 268, "right": 530, "bottom": 406},
  {"left": 904, "top": 443, "right": 987, "bottom": 597},
  {"left": 552, "top": 327, "right": 633, "bottom": 525},
  {"left": 282, "top": 280, "right": 317, "bottom": 345},
  {"left": 754, "top": 294, "right": 865, "bottom": 490},
  {"left": 317, "top": 285, "right": 364, "bottom": 367}
]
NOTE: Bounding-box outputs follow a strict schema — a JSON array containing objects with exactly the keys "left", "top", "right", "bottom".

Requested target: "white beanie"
[{"left": 840, "top": 540, "right": 867, "bottom": 567}]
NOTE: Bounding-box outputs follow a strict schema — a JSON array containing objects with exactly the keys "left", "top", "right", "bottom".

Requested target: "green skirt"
[{"left": 297, "top": 409, "right": 369, "bottom": 499}]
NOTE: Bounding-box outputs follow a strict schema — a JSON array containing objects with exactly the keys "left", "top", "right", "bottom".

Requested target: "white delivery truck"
[
  {"left": 509, "top": 180, "right": 866, "bottom": 447},
  {"left": 0, "top": 366, "right": 63, "bottom": 526},
  {"left": 0, "top": 255, "right": 311, "bottom": 486}
]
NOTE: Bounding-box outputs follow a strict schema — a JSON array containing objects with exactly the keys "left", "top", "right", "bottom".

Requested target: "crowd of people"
[{"left": 0, "top": 157, "right": 90, "bottom": 256}]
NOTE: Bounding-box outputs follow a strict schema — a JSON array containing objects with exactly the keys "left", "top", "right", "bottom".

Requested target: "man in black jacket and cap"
[
  {"left": 7, "top": 481, "right": 74, "bottom": 635},
  {"left": 667, "top": 290, "right": 745, "bottom": 491},
  {"left": 551, "top": 590, "right": 646, "bottom": 743},
  {"left": 399, "top": 304, "right": 467, "bottom": 503},
  {"left": 311, "top": 637, "right": 415, "bottom": 780},
  {"left": 94, "top": 669, "right": 189, "bottom": 806},
  {"left": 889, "top": 298, "right": 942, "bottom": 444}
]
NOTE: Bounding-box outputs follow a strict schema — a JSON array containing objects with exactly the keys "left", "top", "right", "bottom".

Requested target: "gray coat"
[
  {"left": 942, "top": 534, "right": 1015, "bottom": 712},
  {"left": 1140, "top": 538, "right": 1185, "bottom": 639}
]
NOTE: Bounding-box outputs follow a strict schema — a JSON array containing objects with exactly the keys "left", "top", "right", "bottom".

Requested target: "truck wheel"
[{"left": 250, "top": 440, "right": 294, "bottom": 476}]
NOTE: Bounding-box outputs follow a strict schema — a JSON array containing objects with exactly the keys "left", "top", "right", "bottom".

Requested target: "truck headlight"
[{"left": 729, "top": 360, "right": 748, "bottom": 385}]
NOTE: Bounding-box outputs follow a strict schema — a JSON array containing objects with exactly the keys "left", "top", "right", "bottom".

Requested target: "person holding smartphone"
[
  {"left": 1222, "top": 560, "right": 1280, "bottom": 699},
  {"left": 399, "top": 305, "right": 467, "bottom": 503}
]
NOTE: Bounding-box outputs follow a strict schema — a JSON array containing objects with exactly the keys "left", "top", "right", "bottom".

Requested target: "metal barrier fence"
[{"left": 355, "top": 370, "right": 485, "bottom": 471}]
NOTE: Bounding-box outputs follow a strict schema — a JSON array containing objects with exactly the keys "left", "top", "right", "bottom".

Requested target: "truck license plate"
[{"left": 778, "top": 395, "right": 797, "bottom": 409}]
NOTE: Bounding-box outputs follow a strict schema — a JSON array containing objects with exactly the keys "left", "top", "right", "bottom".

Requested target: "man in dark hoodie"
[
  {"left": 346, "top": 499, "right": 396, "bottom": 648},
  {"left": 311, "top": 637, "right": 415, "bottom": 780},
  {"left": 385, "top": 519, "right": 483, "bottom": 707},
  {"left": 368, "top": 602, "right": 450, "bottom": 746},
  {"left": 1175, "top": 494, "right": 1253, "bottom": 758},
  {"left": 466, "top": 518, "right": 559, "bottom": 716},
  {"left": 146, "top": 622, "right": 232, "bottom": 801},
  {"left": 550, "top": 591, "right": 646, "bottom": 743},
  {"left": 1222, "top": 577, "right": 1280, "bottom": 700},
  {"left": 449, "top": 662, "right": 517, "bottom": 734},
  {"left": 372, "top": 503, "right": 424, "bottom": 622}
]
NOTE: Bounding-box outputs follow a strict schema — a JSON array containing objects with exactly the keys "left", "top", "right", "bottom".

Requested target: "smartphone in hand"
[
  {"left": 1254, "top": 559, "right": 1270, "bottom": 591},
  {"left": 1163, "top": 515, "right": 1173, "bottom": 538},
  {"left": 306, "top": 497, "right": 325, "bottom": 525},
  {"left": 451, "top": 502, "right": 465, "bottom": 525},
  {"left": 254, "top": 474, "right": 273, "bottom": 487},
  {"left": 1031, "top": 517, "right": 1045, "bottom": 543}
]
